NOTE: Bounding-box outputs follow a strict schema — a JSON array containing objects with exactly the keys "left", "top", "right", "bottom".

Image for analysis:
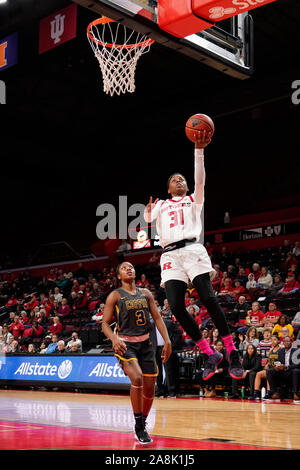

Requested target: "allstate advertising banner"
[{"left": 0, "top": 355, "right": 130, "bottom": 386}]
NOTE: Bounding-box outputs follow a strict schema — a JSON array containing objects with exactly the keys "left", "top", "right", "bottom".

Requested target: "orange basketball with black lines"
[{"left": 185, "top": 113, "right": 215, "bottom": 143}]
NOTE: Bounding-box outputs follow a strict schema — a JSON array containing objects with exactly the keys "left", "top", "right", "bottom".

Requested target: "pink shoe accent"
[
  {"left": 196, "top": 338, "right": 214, "bottom": 355},
  {"left": 222, "top": 335, "right": 236, "bottom": 355}
]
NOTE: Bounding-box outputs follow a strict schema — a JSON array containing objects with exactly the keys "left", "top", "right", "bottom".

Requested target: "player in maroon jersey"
[{"left": 102, "top": 262, "right": 171, "bottom": 444}]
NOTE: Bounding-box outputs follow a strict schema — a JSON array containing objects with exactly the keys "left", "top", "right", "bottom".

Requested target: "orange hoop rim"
[{"left": 87, "top": 16, "right": 155, "bottom": 50}]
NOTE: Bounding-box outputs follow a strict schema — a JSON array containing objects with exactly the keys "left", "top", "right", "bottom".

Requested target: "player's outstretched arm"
[{"left": 194, "top": 130, "right": 212, "bottom": 205}]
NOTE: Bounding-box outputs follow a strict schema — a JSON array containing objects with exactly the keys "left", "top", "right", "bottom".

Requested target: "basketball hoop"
[{"left": 87, "top": 17, "right": 155, "bottom": 97}]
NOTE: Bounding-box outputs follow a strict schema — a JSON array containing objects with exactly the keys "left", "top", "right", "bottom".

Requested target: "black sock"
[
  {"left": 134, "top": 413, "right": 144, "bottom": 428},
  {"left": 193, "top": 273, "right": 231, "bottom": 337},
  {"left": 142, "top": 414, "right": 148, "bottom": 425},
  {"left": 164, "top": 280, "right": 202, "bottom": 342}
]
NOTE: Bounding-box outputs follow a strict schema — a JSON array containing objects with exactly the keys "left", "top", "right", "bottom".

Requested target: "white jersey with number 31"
[{"left": 150, "top": 194, "right": 203, "bottom": 248}]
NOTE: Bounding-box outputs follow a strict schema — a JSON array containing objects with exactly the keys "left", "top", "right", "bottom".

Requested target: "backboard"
[{"left": 74, "top": 0, "right": 253, "bottom": 79}]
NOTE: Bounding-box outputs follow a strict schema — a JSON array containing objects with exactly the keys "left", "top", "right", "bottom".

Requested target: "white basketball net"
[{"left": 87, "top": 19, "right": 154, "bottom": 97}]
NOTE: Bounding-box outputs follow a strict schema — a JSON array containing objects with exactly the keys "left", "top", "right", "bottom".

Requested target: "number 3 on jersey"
[
  {"left": 135, "top": 310, "right": 146, "bottom": 326},
  {"left": 169, "top": 209, "right": 184, "bottom": 228}
]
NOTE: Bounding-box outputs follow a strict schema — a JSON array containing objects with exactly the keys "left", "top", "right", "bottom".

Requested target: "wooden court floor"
[{"left": 0, "top": 389, "right": 299, "bottom": 450}]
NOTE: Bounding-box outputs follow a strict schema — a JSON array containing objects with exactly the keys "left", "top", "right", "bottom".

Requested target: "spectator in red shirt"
[
  {"left": 74, "top": 291, "right": 88, "bottom": 310},
  {"left": 24, "top": 294, "right": 39, "bottom": 311},
  {"left": 9, "top": 316, "right": 25, "bottom": 339},
  {"left": 220, "top": 272, "right": 233, "bottom": 289},
  {"left": 48, "top": 316, "right": 63, "bottom": 337},
  {"left": 278, "top": 272, "right": 300, "bottom": 296},
  {"left": 211, "top": 265, "right": 223, "bottom": 292},
  {"left": 5, "top": 295, "right": 18, "bottom": 309},
  {"left": 261, "top": 302, "right": 281, "bottom": 329},
  {"left": 136, "top": 274, "right": 150, "bottom": 288},
  {"left": 197, "top": 305, "right": 211, "bottom": 329},
  {"left": 237, "top": 301, "right": 265, "bottom": 334},
  {"left": 20, "top": 311, "right": 29, "bottom": 325},
  {"left": 31, "top": 320, "right": 44, "bottom": 338},
  {"left": 231, "top": 280, "right": 246, "bottom": 301},
  {"left": 217, "top": 278, "right": 234, "bottom": 302}
]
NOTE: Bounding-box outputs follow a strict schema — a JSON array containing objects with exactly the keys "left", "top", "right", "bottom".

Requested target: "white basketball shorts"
[{"left": 160, "top": 243, "right": 215, "bottom": 285}]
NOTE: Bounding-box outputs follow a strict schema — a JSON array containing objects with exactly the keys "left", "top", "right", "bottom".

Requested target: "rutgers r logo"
[{"left": 162, "top": 262, "right": 172, "bottom": 271}]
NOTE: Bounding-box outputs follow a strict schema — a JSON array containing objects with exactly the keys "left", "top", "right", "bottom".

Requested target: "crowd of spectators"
[
  {"left": 175, "top": 239, "right": 300, "bottom": 402},
  {"left": 0, "top": 262, "right": 119, "bottom": 354},
  {"left": 0, "top": 239, "right": 300, "bottom": 402}
]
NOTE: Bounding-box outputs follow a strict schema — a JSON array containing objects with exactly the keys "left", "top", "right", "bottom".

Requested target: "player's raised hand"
[
  {"left": 195, "top": 130, "right": 212, "bottom": 149},
  {"left": 145, "top": 196, "right": 159, "bottom": 220}
]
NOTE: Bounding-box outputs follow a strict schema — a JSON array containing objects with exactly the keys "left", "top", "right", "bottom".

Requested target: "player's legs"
[
  {"left": 192, "top": 273, "right": 244, "bottom": 379},
  {"left": 122, "top": 360, "right": 152, "bottom": 444},
  {"left": 164, "top": 279, "right": 221, "bottom": 381},
  {"left": 164, "top": 280, "right": 211, "bottom": 348},
  {"left": 192, "top": 273, "right": 231, "bottom": 338},
  {"left": 123, "top": 360, "right": 143, "bottom": 416},
  {"left": 142, "top": 375, "right": 156, "bottom": 422},
  {"left": 138, "top": 341, "right": 158, "bottom": 426}
]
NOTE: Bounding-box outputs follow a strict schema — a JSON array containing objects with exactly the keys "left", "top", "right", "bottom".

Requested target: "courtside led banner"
[
  {"left": 39, "top": 3, "right": 77, "bottom": 54},
  {"left": 0, "top": 355, "right": 130, "bottom": 385},
  {"left": 0, "top": 32, "right": 18, "bottom": 72}
]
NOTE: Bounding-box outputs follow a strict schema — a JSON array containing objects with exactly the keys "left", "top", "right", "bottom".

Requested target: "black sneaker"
[
  {"left": 248, "top": 391, "right": 260, "bottom": 401},
  {"left": 262, "top": 391, "right": 273, "bottom": 401},
  {"left": 228, "top": 350, "right": 244, "bottom": 379},
  {"left": 202, "top": 351, "right": 223, "bottom": 381},
  {"left": 134, "top": 425, "right": 153, "bottom": 445}
]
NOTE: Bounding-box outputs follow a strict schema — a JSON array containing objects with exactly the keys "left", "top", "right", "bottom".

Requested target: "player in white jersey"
[{"left": 144, "top": 131, "right": 243, "bottom": 380}]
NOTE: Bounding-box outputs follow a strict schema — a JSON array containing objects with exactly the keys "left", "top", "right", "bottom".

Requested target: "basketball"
[{"left": 185, "top": 113, "right": 215, "bottom": 143}]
